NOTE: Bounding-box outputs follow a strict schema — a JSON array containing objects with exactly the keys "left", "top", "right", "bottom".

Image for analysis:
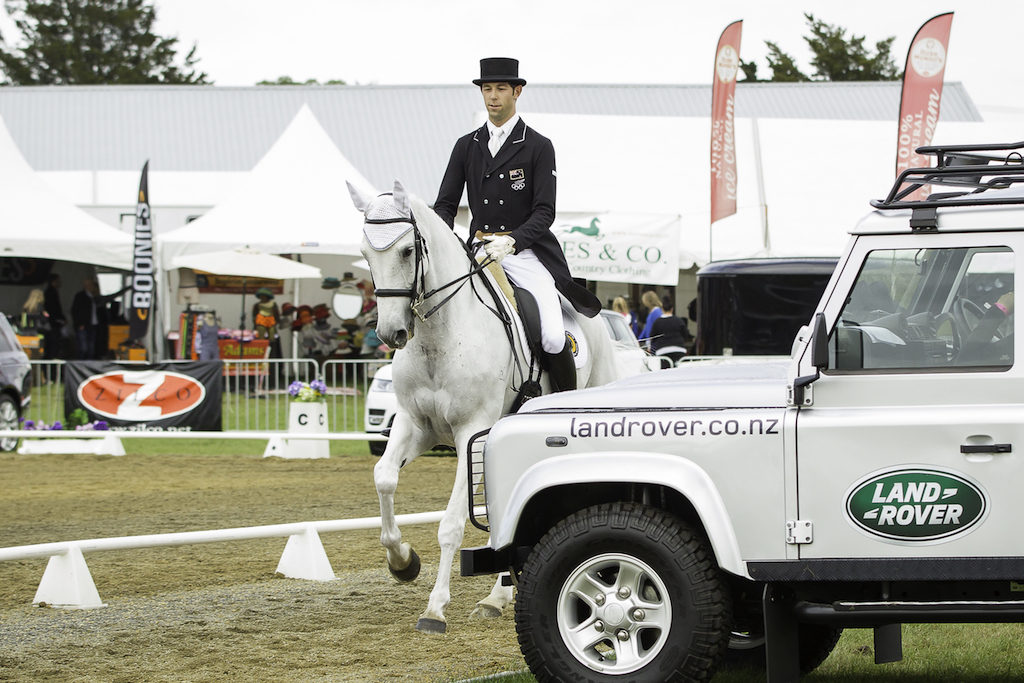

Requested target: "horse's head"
[{"left": 348, "top": 180, "right": 425, "bottom": 349}]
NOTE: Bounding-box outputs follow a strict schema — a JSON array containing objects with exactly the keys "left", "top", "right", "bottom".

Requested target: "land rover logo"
[{"left": 845, "top": 468, "right": 987, "bottom": 542}]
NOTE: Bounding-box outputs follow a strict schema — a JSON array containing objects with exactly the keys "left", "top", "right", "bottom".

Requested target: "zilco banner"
[
  {"left": 895, "top": 12, "right": 954, "bottom": 200},
  {"left": 64, "top": 361, "right": 223, "bottom": 431},
  {"left": 129, "top": 161, "right": 155, "bottom": 342},
  {"left": 710, "top": 19, "right": 742, "bottom": 225}
]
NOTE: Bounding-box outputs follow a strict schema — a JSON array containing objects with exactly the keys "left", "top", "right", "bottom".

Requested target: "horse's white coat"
[{"left": 350, "top": 180, "right": 623, "bottom": 631}]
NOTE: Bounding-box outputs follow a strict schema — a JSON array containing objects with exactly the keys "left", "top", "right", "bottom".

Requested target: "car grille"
[{"left": 467, "top": 428, "right": 490, "bottom": 532}]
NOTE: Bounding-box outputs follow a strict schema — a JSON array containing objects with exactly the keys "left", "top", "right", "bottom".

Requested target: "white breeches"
[{"left": 500, "top": 249, "right": 566, "bottom": 354}]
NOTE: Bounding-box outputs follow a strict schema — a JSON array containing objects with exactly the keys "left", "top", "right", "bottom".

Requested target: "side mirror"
[{"left": 810, "top": 312, "right": 828, "bottom": 369}]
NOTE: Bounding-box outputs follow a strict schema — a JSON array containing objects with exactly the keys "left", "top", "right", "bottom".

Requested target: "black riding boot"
[{"left": 541, "top": 342, "right": 577, "bottom": 393}]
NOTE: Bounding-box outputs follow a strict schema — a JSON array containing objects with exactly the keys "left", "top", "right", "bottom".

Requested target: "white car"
[{"left": 364, "top": 309, "right": 665, "bottom": 454}]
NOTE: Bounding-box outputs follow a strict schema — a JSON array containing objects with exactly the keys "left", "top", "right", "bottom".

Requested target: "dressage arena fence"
[
  {"left": 21, "top": 358, "right": 391, "bottom": 436},
  {"left": 0, "top": 509, "right": 449, "bottom": 609}
]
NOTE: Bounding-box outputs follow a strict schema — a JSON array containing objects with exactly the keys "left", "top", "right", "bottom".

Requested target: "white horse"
[{"left": 348, "top": 180, "right": 623, "bottom": 633}]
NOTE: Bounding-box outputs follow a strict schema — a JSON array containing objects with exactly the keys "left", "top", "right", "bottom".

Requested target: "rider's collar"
[{"left": 363, "top": 196, "right": 417, "bottom": 251}]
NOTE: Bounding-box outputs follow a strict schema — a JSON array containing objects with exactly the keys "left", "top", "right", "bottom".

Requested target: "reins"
[
  {"left": 366, "top": 212, "right": 499, "bottom": 323},
  {"left": 364, "top": 208, "right": 535, "bottom": 393}
]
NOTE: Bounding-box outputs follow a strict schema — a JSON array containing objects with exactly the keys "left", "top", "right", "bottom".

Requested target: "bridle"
[{"left": 364, "top": 209, "right": 496, "bottom": 323}]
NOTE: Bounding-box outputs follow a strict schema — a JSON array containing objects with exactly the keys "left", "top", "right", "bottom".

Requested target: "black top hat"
[{"left": 472, "top": 57, "right": 526, "bottom": 87}]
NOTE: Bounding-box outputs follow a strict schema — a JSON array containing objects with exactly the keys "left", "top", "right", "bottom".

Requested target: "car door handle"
[{"left": 960, "top": 443, "right": 1012, "bottom": 454}]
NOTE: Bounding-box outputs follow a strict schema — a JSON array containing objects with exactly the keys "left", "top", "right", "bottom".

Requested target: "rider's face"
[{"left": 480, "top": 82, "right": 521, "bottom": 126}]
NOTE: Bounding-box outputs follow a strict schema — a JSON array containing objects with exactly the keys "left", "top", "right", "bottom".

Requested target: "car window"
[{"left": 829, "top": 246, "right": 1013, "bottom": 372}]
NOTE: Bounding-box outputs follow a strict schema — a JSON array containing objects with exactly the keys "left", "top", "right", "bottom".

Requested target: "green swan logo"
[{"left": 568, "top": 217, "right": 601, "bottom": 237}]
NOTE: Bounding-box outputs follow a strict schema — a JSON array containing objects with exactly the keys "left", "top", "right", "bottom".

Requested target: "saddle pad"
[{"left": 561, "top": 298, "right": 588, "bottom": 369}]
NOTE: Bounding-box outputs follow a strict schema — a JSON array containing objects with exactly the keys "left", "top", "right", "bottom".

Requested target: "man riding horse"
[{"left": 433, "top": 57, "right": 601, "bottom": 391}]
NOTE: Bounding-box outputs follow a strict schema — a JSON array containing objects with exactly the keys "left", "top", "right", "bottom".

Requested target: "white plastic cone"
[
  {"left": 33, "top": 546, "right": 106, "bottom": 609},
  {"left": 275, "top": 527, "right": 335, "bottom": 581},
  {"left": 262, "top": 437, "right": 285, "bottom": 458}
]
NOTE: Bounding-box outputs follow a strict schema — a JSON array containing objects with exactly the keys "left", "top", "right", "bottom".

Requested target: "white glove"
[{"left": 482, "top": 234, "right": 516, "bottom": 263}]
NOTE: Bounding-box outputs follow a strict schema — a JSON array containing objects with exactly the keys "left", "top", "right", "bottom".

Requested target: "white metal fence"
[{"left": 24, "top": 358, "right": 393, "bottom": 434}]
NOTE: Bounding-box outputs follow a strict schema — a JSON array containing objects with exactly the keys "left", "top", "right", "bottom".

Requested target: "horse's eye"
[{"left": 401, "top": 245, "right": 415, "bottom": 259}]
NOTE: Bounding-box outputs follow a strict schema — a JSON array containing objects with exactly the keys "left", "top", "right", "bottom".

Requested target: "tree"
[
  {"left": 803, "top": 14, "right": 899, "bottom": 81},
  {"left": 744, "top": 13, "right": 899, "bottom": 83},
  {"left": 256, "top": 76, "right": 347, "bottom": 86},
  {"left": 0, "top": 0, "right": 208, "bottom": 85},
  {"left": 765, "top": 41, "right": 809, "bottom": 82}
]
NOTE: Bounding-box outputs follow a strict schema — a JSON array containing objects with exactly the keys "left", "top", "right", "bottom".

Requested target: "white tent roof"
[
  {"left": 0, "top": 114, "right": 132, "bottom": 270},
  {"left": 523, "top": 113, "right": 1024, "bottom": 271},
  {"left": 158, "top": 104, "right": 376, "bottom": 268}
]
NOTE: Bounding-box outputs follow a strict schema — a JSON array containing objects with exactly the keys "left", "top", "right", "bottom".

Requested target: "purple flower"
[
  {"left": 94, "top": 421, "right": 109, "bottom": 431},
  {"left": 310, "top": 379, "right": 327, "bottom": 394},
  {"left": 22, "top": 419, "right": 35, "bottom": 430},
  {"left": 287, "top": 381, "right": 303, "bottom": 397},
  {"left": 50, "top": 422, "right": 63, "bottom": 430}
]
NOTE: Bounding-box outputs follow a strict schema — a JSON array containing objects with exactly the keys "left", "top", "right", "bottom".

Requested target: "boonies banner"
[
  {"left": 554, "top": 213, "right": 680, "bottom": 285},
  {"left": 64, "top": 360, "right": 222, "bottom": 431}
]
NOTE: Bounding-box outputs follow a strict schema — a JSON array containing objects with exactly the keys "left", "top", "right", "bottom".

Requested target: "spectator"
[
  {"left": 71, "top": 277, "right": 102, "bottom": 360},
  {"left": 43, "top": 273, "right": 66, "bottom": 359},
  {"left": 639, "top": 290, "right": 664, "bottom": 345},
  {"left": 649, "top": 295, "right": 692, "bottom": 362}
]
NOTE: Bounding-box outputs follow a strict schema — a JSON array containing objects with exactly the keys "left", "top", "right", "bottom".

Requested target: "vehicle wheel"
[
  {"left": 724, "top": 622, "right": 842, "bottom": 675},
  {"left": 515, "top": 502, "right": 730, "bottom": 682},
  {"left": 0, "top": 395, "right": 20, "bottom": 452},
  {"left": 368, "top": 439, "right": 386, "bottom": 456}
]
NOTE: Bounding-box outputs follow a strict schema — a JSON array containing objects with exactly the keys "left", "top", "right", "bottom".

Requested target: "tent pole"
[{"left": 751, "top": 117, "right": 770, "bottom": 253}]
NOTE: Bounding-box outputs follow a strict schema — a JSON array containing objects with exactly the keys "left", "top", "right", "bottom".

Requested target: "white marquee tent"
[
  {"left": 0, "top": 114, "right": 132, "bottom": 270},
  {"left": 158, "top": 104, "right": 375, "bottom": 267}
]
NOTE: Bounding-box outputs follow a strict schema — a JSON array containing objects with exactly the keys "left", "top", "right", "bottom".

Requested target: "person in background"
[
  {"left": 648, "top": 295, "right": 691, "bottom": 363},
  {"left": 43, "top": 273, "right": 66, "bottom": 359},
  {"left": 20, "top": 289, "right": 47, "bottom": 333},
  {"left": 611, "top": 296, "right": 635, "bottom": 333},
  {"left": 71, "top": 277, "right": 101, "bottom": 360},
  {"left": 252, "top": 287, "right": 282, "bottom": 358},
  {"left": 639, "top": 290, "right": 664, "bottom": 345}
]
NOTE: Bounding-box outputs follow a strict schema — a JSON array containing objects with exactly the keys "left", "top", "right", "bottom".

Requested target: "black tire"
[
  {"left": 724, "top": 622, "right": 842, "bottom": 675},
  {"left": 515, "top": 502, "right": 730, "bottom": 682},
  {"left": 0, "top": 394, "right": 19, "bottom": 452},
  {"left": 368, "top": 439, "right": 386, "bottom": 456}
]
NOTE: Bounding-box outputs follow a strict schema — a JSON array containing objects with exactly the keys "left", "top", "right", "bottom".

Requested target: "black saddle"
[{"left": 513, "top": 286, "right": 543, "bottom": 357}]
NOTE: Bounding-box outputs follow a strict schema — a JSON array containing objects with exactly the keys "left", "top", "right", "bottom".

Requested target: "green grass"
[{"left": 469, "top": 624, "right": 1024, "bottom": 682}]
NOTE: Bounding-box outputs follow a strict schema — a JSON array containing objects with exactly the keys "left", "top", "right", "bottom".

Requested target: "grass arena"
[{"left": 5, "top": 441, "right": 1024, "bottom": 682}]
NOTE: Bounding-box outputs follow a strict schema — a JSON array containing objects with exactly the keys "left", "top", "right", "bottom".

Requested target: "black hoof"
[
  {"left": 415, "top": 617, "right": 447, "bottom": 634},
  {"left": 388, "top": 547, "right": 421, "bottom": 582}
]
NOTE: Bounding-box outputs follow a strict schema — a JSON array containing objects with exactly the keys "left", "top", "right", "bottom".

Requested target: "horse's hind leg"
[
  {"left": 374, "top": 414, "right": 431, "bottom": 582},
  {"left": 470, "top": 574, "right": 514, "bottom": 618}
]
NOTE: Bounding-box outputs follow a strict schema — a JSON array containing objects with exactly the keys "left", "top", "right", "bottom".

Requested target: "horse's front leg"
[
  {"left": 415, "top": 442, "right": 471, "bottom": 634},
  {"left": 375, "top": 412, "right": 432, "bottom": 582}
]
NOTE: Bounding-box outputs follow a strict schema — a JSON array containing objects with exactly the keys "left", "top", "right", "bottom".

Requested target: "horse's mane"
[{"left": 410, "top": 195, "right": 459, "bottom": 245}]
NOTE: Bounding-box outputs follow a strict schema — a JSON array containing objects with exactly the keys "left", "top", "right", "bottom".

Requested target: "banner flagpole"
[
  {"left": 710, "top": 19, "right": 743, "bottom": 263},
  {"left": 894, "top": 12, "right": 954, "bottom": 201},
  {"left": 128, "top": 161, "right": 155, "bottom": 357}
]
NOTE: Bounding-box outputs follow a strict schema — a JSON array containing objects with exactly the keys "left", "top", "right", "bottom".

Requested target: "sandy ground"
[{"left": 0, "top": 449, "right": 525, "bottom": 682}]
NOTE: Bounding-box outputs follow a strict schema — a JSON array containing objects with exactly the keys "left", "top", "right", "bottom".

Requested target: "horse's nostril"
[{"left": 395, "top": 330, "right": 408, "bottom": 347}]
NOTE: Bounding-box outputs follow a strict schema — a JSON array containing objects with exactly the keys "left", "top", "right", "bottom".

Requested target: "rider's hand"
[{"left": 482, "top": 234, "right": 516, "bottom": 263}]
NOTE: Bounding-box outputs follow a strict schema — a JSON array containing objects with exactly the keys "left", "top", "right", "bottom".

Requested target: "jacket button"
[
  {"left": 483, "top": 199, "right": 489, "bottom": 204},
  {"left": 484, "top": 224, "right": 489, "bottom": 229},
  {"left": 500, "top": 225, "right": 505, "bottom": 229},
  {"left": 485, "top": 174, "right": 491, "bottom": 178},
  {"left": 499, "top": 174, "right": 504, "bottom": 179},
  {"left": 499, "top": 200, "right": 504, "bottom": 205}
]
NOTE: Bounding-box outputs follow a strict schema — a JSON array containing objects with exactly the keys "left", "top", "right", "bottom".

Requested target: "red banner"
[
  {"left": 710, "top": 20, "right": 742, "bottom": 224},
  {"left": 895, "top": 12, "right": 953, "bottom": 200}
]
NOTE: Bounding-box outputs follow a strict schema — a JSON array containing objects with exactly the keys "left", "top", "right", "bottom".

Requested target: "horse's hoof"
[
  {"left": 388, "top": 547, "right": 421, "bottom": 582},
  {"left": 415, "top": 617, "right": 447, "bottom": 634},
  {"left": 470, "top": 603, "right": 502, "bottom": 619}
]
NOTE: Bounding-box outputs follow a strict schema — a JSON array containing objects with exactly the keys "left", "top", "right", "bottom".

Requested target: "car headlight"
[{"left": 370, "top": 378, "right": 394, "bottom": 393}]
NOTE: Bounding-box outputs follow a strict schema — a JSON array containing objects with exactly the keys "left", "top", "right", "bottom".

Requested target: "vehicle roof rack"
[{"left": 871, "top": 140, "right": 1024, "bottom": 213}]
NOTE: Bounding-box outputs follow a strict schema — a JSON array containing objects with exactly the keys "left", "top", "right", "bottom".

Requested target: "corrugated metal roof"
[{"left": 0, "top": 81, "right": 981, "bottom": 199}]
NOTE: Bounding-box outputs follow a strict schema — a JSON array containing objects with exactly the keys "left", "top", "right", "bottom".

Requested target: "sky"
[{"left": 137, "top": 0, "right": 1024, "bottom": 118}]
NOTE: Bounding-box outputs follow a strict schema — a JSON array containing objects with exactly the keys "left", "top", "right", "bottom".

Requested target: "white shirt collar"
[{"left": 486, "top": 114, "right": 519, "bottom": 139}]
